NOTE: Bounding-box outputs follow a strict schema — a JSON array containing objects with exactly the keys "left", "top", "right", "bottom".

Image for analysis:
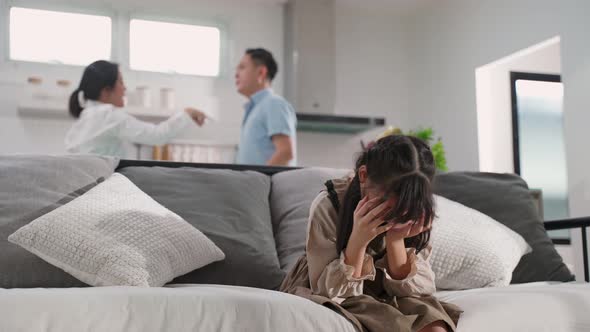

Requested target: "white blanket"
[
  {"left": 2, "top": 282, "right": 589, "bottom": 332},
  {"left": 439, "top": 282, "right": 590, "bottom": 332},
  {"left": 0, "top": 284, "right": 356, "bottom": 332}
]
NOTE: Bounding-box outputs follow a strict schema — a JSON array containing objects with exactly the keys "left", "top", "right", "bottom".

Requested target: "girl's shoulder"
[
  {"left": 330, "top": 174, "right": 354, "bottom": 192},
  {"left": 309, "top": 191, "right": 334, "bottom": 219},
  {"left": 307, "top": 191, "right": 339, "bottom": 240},
  {"left": 327, "top": 174, "right": 354, "bottom": 207},
  {"left": 312, "top": 175, "right": 352, "bottom": 213},
  {"left": 306, "top": 175, "right": 352, "bottom": 237}
]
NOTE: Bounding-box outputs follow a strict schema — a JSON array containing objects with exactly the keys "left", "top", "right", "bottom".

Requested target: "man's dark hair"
[{"left": 246, "top": 48, "right": 278, "bottom": 82}]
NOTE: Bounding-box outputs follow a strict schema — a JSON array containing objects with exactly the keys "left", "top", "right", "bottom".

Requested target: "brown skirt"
[{"left": 280, "top": 255, "right": 462, "bottom": 332}]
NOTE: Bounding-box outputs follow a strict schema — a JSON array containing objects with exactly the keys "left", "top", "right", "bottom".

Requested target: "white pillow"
[
  {"left": 430, "top": 195, "right": 531, "bottom": 290},
  {"left": 8, "top": 173, "right": 224, "bottom": 287}
]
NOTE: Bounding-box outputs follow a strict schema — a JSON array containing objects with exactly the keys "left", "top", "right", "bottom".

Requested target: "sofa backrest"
[
  {"left": 0, "top": 157, "right": 574, "bottom": 289},
  {"left": 118, "top": 165, "right": 286, "bottom": 290},
  {"left": 0, "top": 155, "right": 118, "bottom": 288},
  {"left": 268, "top": 167, "right": 573, "bottom": 283},
  {"left": 433, "top": 172, "right": 574, "bottom": 283},
  {"left": 270, "top": 167, "right": 350, "bottom": 272}
]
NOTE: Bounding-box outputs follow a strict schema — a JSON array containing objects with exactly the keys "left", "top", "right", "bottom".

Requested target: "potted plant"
[{"left": 362, "top": 126, "right": 448, "bottom": 171}]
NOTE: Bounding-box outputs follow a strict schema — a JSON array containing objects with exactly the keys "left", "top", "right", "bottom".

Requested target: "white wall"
[
  {"left": 333, "top": 3, "right": 409, "bottom": 126},
  {"left": 284, "top": 0, "right": 335, "bottom": 115},
  {"left": 297, "top": 2, "right": 409, "bottom": 168},
  {"left": 405, "top": 0, "right": 590, "bottom": 279},
  {"left": 0, "top": 0, "right": 284, "bottom": 155},
  {"left": 0, "top": 0, "right": 409, "bottom": 170},
  {"left": 405, "top": 0, "right": 567, "bottom": 171},
  {"left": 476, "top": 39, "right": 561, "bottom": 173}
]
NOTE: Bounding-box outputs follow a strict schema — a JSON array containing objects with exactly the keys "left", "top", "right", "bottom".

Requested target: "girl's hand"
[
  {"left": 385, "top": 215, "right": 432, "bottom": 242},
  {"left": 348, "top": 196, "right": 394, "bottom": 250}
]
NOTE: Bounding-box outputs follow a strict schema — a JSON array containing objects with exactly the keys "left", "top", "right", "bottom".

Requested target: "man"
[{"left": 235, "top": 48, "right": 297, "bottom": 166}]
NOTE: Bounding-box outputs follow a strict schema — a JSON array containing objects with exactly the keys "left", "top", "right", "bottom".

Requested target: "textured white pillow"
[
  {"left": 8, "top": 173, "right": 224, "bottom": 287},
  {"left": 430, "top": 195, "right": 531, "bottom": 290}
]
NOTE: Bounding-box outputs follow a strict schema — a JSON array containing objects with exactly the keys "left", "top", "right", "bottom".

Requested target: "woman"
[
  {"left": 65, "top": 60, "right": 206, "bottom": 158},
  {"left": 280, "top": 135, "right": 462, "bottom": 332}
]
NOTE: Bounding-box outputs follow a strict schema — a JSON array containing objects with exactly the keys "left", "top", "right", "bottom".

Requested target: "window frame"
[
  {"left": 1, "top": 1, "right": 9, "bottom": 63},
  {"left": 127, "top": 14, "right": 228, "bottom": 78},
  {"left": 1, "top": 2, "right": 229, "bottom": 78},
  {"left": 5, "top": 1, "right": 117, "bottom": 67}
]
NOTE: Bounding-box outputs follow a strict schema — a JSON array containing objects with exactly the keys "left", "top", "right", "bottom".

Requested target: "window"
[
  {"left": 9, "top": 7, "right": 112, "bottom": 65},
  {"left": 511, "top": 72, "right": 569, "bottom": 241},
  {"left": 129, "top": 19, "right": 220, "bottom": 76}
]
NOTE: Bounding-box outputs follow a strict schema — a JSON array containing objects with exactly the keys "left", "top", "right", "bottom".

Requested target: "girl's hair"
[
  {"left": 68, "top": 60, "right": 119, "bottom": 118},
  {"left": 336, "top": 135, "right": 436, "bottom": 254}
]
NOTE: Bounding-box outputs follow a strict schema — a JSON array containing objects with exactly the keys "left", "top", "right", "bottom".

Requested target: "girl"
[
  {"left": 65, "top": 60, "right": 206, "bottom": 158},
  {"left": 281, "top": 135, "right": 461, "bottom": 332}
]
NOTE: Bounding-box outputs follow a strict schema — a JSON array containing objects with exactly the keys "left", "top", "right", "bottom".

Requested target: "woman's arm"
[{"left": 116, "top": 109, "right": 201, "bottom": 146}]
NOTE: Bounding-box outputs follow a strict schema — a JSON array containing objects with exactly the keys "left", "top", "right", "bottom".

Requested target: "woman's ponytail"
[
  {"left": 68, "top": 88, "right": 83, "bottom": 118},
  {"left": 68, "top": 60, "right": 119, "bottom": 118}
]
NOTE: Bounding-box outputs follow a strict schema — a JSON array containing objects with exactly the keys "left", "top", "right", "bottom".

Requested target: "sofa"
[{"left": 0, "top": 155, "right": 589, "bottom": 332}]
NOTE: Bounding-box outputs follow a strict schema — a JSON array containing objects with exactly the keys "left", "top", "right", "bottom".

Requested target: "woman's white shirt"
[{"left": 65, "top": 100, "right": 194, "bottom": 158}]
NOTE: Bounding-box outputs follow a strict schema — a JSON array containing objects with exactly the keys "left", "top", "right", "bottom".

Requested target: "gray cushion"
[
  {"left": 433, "top": 172, "right": 574, "bottom": 283},
  {"left": 118, "top": 166, "right": 284, "bottom": 290},
  {"left": 0, "top": 155, "right": 119, "bottom": 288},
  {"left": 270, "top": 168, "right": 350, "bottom": 272}
]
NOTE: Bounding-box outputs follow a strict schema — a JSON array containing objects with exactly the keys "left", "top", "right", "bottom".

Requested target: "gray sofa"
[{"left": 0, "top": 155, "right": 588, "bottom": 332}]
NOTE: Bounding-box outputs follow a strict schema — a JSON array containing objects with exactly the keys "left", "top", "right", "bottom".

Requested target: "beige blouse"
[{"left": 306, "top": 177, "right": 436, "bottom": 301}]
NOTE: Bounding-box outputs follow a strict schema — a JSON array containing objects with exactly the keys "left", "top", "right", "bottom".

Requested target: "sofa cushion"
[
  {"left": 0, "top": 155, "right": 118, "bottom": 288},
  {"left": 433, "top": 172, "right": 574, "bottom": 283},
  {"left": 431, "top": 195, "right": 531, "bottom": 289},
  {"left": 9, "top": 173, "right": 225, "bottom": 287},
  {"left": 119, "top": 166, "right": 284, "bottom": 289},
  {"left": 270, "top": 168, "right": 350, "bottom": 272}
]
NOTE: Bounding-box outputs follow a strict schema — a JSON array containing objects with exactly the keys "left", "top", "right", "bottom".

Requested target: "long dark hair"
[
  {"left": 68, "top": 60, "right": 119, "bottom": 118},
  {"left": 336, "top": 135, "right": 436, "bottom": 254}
]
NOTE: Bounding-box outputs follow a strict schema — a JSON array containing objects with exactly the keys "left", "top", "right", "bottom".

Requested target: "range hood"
[
  {"left": 285, "top": 1, "right": 386, "bottom": 134},
  {"left": 296, "top": 113, "right": 385, "bottom": 134}
]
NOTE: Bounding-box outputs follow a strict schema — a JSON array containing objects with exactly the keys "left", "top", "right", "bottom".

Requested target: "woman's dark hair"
[
  {"left": 336, "top": 135, "right": 436, "bottom": 254},
  {"left": 68, "top": 60, "right": 119, "bottom": 118},
  {"left": 245, "top": 48, "right": 278, "bottom": 82}
]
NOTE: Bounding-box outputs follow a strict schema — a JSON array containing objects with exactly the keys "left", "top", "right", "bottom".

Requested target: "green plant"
[{"left": 364, "top": 126, "right": 448, "bottom": 171}]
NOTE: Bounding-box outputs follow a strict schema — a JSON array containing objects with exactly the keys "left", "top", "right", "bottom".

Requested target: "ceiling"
[
  {"left": 248, "top": 0, "right": 430, "bottom": 10},
  {"left": 75, "top": 0, "right": 429, "bottom": 10},
  {"left": 43, "top": 0, "right": 429, "bottom": 13}
]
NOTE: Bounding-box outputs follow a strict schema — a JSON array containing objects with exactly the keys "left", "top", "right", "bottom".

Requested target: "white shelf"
[
  {"left": 168, "top": 139, "right": 237, "bottom": 148},
  {"left": 17, "top": 101, "right": 174, "bottom": 122},
  {"left": 126, "top": 106, "right": 171, "bottom": 122},
  {"left": 17, "top": 100, "right": 70, "bottom": 119}
]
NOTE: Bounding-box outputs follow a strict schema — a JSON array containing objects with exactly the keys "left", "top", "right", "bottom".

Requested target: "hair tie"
[{"left": 77, "top": 90, "right": 87, "bottom": 108}]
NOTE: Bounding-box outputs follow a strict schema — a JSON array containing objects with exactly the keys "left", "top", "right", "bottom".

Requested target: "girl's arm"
[
  {"left": 306, "top": 193, "right": 377, "bottom": 299},
  {"left": 384, "top": 238, "right": 413, "bottom": 280},
  {"left": 376, "top": 221, "right": 436, "bottom": 297},
  {"left": 343, "top": 240, "right": 369, "bottom": 279}
]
